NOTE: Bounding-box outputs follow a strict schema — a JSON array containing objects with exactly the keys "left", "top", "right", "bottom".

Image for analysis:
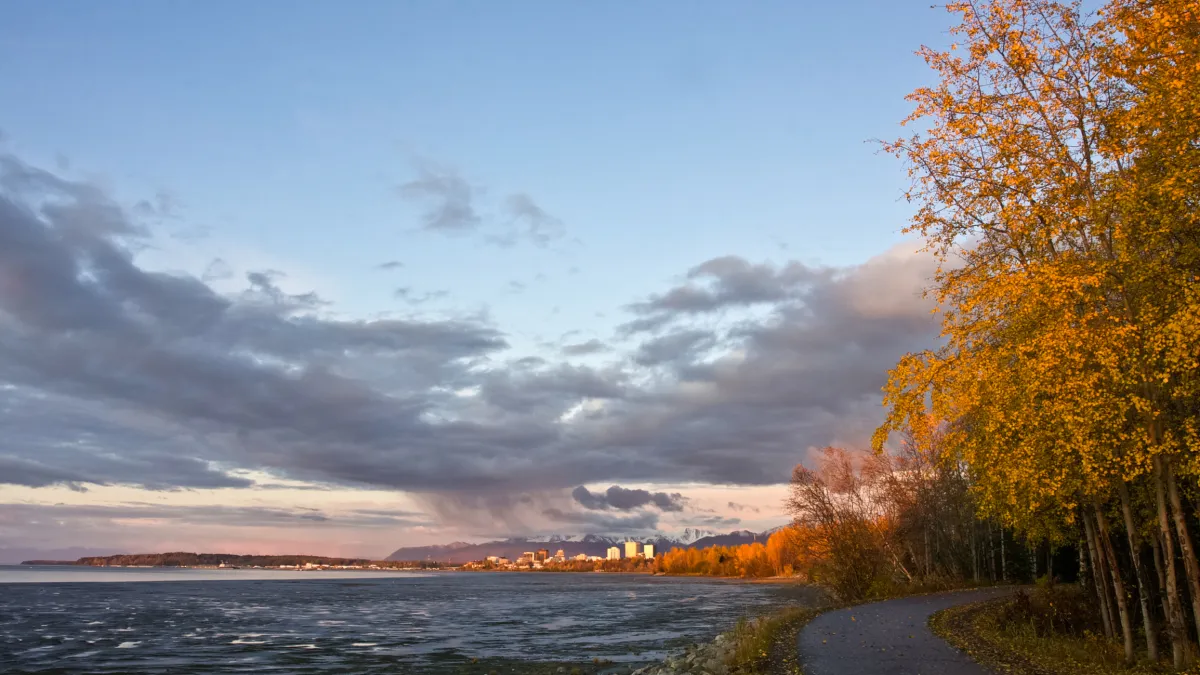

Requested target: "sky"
[{"left": 0, "top": 1, "right": 954, "bottom": 562}]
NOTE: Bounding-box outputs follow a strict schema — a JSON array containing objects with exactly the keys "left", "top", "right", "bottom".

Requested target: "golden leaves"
[{"left": 875, "top": 0, "right": 1200, "bottom": 541}]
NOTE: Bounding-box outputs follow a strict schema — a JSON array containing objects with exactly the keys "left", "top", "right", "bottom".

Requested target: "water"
[{"left": 0, "top": 566, "right": 821, "bottom": 673}]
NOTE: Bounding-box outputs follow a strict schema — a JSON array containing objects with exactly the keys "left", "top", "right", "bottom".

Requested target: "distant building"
[
  {"left": 607, "top": 546, "right": 621, "bottom": 560},
  {"left": 587, "top": 555, "right": 603, "bottom": 562},
  {"left": 625, "top": 541, "right": 639, "bottom": 558},
  {"left": 522, "top": 551, "right": 536, "bottom": 562},
  {"left": 643, "top": 544, "right": 655, "bottom": 559},
  {"left": 535, "top": 548, "right": 550, "bottom": 562},
  {"left": 486, "top": 556, "right": 500, "bottom": 564},
  {"left": 555, "top": 549, "right": 565, "bottom": 559},
  {"left": 497, "top": 557, "right": 510, "bottom": 565},
  {"left": 574, "top": 553, "right": 589, "bottom": 561}
]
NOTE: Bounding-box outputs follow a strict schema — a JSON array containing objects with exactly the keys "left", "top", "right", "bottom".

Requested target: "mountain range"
[{"left": 385, "top": 528, "right": 776, "bottom": 563}]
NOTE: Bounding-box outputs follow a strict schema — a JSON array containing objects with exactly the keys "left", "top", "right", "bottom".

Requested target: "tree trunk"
[
  {"left": 1166, "top": 463, "right": 1200, "bottom": 647},
  {"left": 1000, "top": 525, "right": 1007, "bottom": 582},
  {"left": 988, "top": 521, "right": 996, "bottom": 582},
  {"left": 1152, "top": 533, "right": 1183, "bottom": 666},
  {"left": 924, "top": 525, "right": 931, "bottom": 578},
  {"left": 1031, "top": 542, "right": 1038, "bottom": 580},
  {"left": 1119, "top": 481, "right": 1159, "bottom": 661},
  {"left": 972, "top": 523, "right": 980, "bottom": 584},
  {"left": 1095, "top": 505, "right": 1135, "bottom": 664},
  {"left": 1155, "top": 455, "right": 1190, "bottom": 668},
  {"left": 1079, "top": 537, "right": 1088, "bottom": 589},
  {"left": 1084, "top": 511, "right": 1117, "bottom": 639}
]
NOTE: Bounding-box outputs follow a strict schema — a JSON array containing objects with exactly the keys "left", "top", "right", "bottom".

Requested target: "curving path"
[{"left": 797, "top": 588, "right": 1012, "bottom": 675}]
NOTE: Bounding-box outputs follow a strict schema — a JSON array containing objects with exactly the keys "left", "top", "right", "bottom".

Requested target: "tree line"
[{"left": 659, "top": 541, "right": 776, "bottom": 578}]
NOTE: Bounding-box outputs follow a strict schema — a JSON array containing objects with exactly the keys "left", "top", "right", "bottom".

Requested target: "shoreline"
[{"left": 13, "top": 562, "right": 807, "bottom": 584}]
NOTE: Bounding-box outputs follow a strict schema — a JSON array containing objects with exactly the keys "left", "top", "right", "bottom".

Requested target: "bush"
[{"left": 999, "top": 582, "right": 1101, "bottom": 638}]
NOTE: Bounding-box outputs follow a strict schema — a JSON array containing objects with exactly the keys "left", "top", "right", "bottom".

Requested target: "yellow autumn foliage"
[{"left": 873, "top": 0, "right": 1200, "bottom": 665}]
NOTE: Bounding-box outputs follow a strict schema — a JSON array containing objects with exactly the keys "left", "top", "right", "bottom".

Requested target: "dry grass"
[
  {"left": 931, "top": 595, "right": 1177, "bottom": 675},
  {"left": 726, "top": 606, "right": 820, "bottom": 674}
]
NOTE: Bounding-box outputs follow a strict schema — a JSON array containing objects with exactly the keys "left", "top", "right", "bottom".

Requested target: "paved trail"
[{"left": 797, "top": 588, "right": 1012, "bottom": 675}]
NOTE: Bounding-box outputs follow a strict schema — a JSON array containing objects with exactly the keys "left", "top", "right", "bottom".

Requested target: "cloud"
[
  {"left": 0, "top": 502, "right": 438, "bottom": 560},
  {"left": 393, "top": 287, "right": 450, "bottom": 305},
  {"left": 633, "top": 329, "right": 716, "bottom": 367},
  {"left": 0, "top": 152, "right": 508, "bottom": 492},
  {"left": 682, "top": 515, "right": 743, "bottom": 529},
  {"left": 542, "top": 507, "right": 661, "bottom": 532},
  {"left": 726, "top": 502, "right": 761, "bottom": 514},
  {"left": 0, "top": 502, "right": 433, "bottom": 530},
  {"left": 504, "top": 193, "right": 565, "bottom": 247},
  {"left": 202, "top": 257, "right": 234, "bottom": 282},
  {"left": 620, "top": 256, "right": 833, "bottom": 334},
  {"left": 0, "top": 546, "right": 122, "bottom": 566},
  {"left": 0, "top": 151, "right": 940, "bottom": 508},
  {"left": 396, "top": 160, "right": 566, "bottom": 247},
  {"left": 475, "top": 365, "right": 626, "bottom": 416},
  {"left": 572, "top": 485, "right": 686, "bottom": 512},
  {"left": 377, "top": 260, "right": 404, "bottom": 270},
  {"left": 396, "top": 160, "right": 481, "bottom": 232},
  {"left": 561, "top": 339, "right": 609, "bottom": 356}
]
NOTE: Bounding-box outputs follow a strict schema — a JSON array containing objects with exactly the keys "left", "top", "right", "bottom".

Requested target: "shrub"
[{"left": 998, "top": 582, "right": 1101, "bottom": 638}]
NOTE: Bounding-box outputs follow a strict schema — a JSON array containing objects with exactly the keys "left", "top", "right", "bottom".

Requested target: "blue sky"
[
  {"left": 2, "top": 1, "right": 947, "bottom": 348},
  {"left": 0, "top": 2, "right": 955, "bottom": 558}
]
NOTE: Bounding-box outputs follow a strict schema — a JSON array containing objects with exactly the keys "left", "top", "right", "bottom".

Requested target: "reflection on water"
[{"left": 0, "top": 566, "right": 822, "bottom": 673}]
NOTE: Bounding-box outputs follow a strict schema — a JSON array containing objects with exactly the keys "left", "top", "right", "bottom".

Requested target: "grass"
[
  {"left": 726, "top": 606, "right": 822, "bottom": 674},
  {"left": 930, "top": 596, "right": 1176, "bottom": 675}
]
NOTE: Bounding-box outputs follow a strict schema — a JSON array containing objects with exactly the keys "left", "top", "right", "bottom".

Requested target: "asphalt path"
[{"left": 797, "top": 588, "right": 1013, "bottom": 675}]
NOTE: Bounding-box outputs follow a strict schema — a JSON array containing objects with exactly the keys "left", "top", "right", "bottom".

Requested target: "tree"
[
  {"left": 873, "top": 0, "right": 1200, "bottom": 665},
  {"left": 787, "top": 448, "right": 895, "bottom": 600}
]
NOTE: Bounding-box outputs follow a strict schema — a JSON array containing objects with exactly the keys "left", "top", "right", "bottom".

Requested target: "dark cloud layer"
[
  {"left": 0, "top": 502, "right": 434, "bottom": 536},
  {"left": 0, "top": 153, "right": 940, "bottom": 499},
  {"left": 542, "top": 507, "right": 661, "bottom": 532},
  {"left": 571, "top": 485, "right": 685, "bottom": 512}
]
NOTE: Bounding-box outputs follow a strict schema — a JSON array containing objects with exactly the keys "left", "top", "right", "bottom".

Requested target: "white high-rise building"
[
  {"left": 607, "top": 546, "right": 621, "bottom": 560},
  {"left": 625, "top": 541, "right": 639, "bottom": 558},
  {"left": 643, "top": 544, "right": 655, "bottom": 559}
]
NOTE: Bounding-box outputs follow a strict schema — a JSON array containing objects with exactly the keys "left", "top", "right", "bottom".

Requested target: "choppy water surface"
[{"left": 0, "top": 566, "right": 821, "bottom": 673}]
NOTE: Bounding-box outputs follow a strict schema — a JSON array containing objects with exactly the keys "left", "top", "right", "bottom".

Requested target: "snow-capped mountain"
[
  {"left": 385, "top": 529, "right": 771, "bottom": 563},
  {"left": 675, "top": 528, "right": 717, "bottom": 544}
]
